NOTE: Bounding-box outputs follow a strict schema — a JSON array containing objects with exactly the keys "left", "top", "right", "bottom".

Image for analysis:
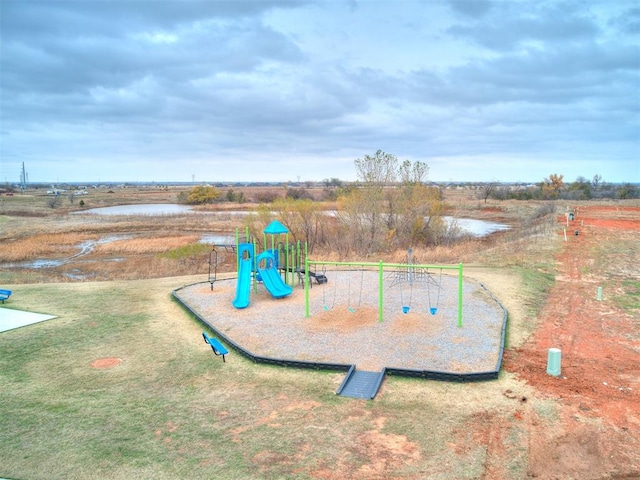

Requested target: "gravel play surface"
[{"left": 175, "top": 270, "right": 506, "bottom": 373}]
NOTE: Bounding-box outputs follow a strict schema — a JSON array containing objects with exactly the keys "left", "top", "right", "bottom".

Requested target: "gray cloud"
[
  {"left": 1, "top": 0, "right": 638, "bottom": 183},
  {"left": 447, "top": 0, "right": 493, "bottom": 18},
  {"left": 447, "top": 2, "right": 600, "bottom": 50}
]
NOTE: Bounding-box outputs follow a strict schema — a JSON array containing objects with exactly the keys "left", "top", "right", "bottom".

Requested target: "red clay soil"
[
  {"left": 502, "top": 205, "right": 640, "bottom": 480},
  {"left": 90, "top": 357, "right": 122, "bottom": 369}
]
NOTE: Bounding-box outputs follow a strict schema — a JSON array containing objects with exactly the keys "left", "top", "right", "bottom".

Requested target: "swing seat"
[
  {"left": 402, "top": 306, "right": 410, "bottom": 314},
  {"left": 430, "top": 307, "right": 438, "bottom": 315}
]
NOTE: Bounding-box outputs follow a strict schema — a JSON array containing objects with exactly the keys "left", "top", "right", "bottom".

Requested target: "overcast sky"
[{"left": 1, "top": 0, "right": 639, "bottom": 184}]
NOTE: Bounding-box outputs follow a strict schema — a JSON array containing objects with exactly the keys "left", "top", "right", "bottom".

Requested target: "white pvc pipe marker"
[{"left": 546, "top": 348, "right": 562, "bottom": 376}]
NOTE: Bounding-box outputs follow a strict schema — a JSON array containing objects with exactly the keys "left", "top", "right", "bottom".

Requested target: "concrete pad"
[{"left": 0, "top": 308, "right": 57, "bottom": 333}]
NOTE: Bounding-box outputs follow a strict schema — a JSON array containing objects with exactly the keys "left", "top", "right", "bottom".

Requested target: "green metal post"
[
  {"left": 285, "top": 233, "right": 289, "bottom": 284},
  {"left": 305, "top": 255, "right": 310, "bottom": 318},
  {"left": 458, "top": 263, "right": 463, "bottom": 327},
  {"left": 305, "top": 259, "right": 463, "bottom": 324},
  {"left": 379, "top": 260, "right": 384, "bottom": 323},
  {"left": 253, "top": 238, "right": 258, "bottom": 293},
  {"left": 284, "top": 236, "right": 289, "bottom": 285}
]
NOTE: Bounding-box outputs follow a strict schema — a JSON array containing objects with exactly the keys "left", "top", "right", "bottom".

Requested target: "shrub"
[
  {"left": 177, "top": 185, "right": 221, "bottom": 205},
  {"left": 254, "top": 191, "right": 280, "bottom": 203}
]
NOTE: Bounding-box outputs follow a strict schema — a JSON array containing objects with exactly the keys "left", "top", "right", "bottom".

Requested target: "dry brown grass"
[
  {"left": 94, "top": 235, "right": 201, "bottom": 254},
  {"left": 0, "top": 232, "right": 98, "bottom": 261}
]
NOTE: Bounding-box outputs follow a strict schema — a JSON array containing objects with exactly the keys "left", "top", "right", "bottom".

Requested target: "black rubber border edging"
[
  {"left": 172, "top": 279, "right": 508, "bottom": 384},
  {"left": 382, "top": 282, "right": 509, "bottom": 383},
  {"left": 173, "top": 285, "right": 351, "bottom": 373}
]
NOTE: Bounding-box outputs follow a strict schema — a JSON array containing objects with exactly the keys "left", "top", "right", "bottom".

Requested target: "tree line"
[
  {"left": 178, "top": 153, "right": 637, "bottom": 255},
  {"left": 480, "top": 174, "right": 638, "bottom": 201}
]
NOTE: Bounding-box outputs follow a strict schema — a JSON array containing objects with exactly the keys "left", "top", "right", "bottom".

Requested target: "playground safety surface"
[{"left": 175, "top": 271, "right": 507, "bottom": 376}]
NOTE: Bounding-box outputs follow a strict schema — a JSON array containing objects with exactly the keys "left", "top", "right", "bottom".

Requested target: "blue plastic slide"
[
  {"left": 232, "top": 257, "right": 252, "bottom": 309},
  {"left": 256, "top": 251, "right": 293, "bottom": 299}
]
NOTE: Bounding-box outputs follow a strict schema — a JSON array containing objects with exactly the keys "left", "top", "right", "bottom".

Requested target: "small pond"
[
  {"left": 447, "top": 217, "right": 510, "bottom": 237},
  {"left": 77, "top": 204, "right": 510, "bottom": 237},
  {"left": 200, "top": 234, "right": 235, "bottom": 245},
  {"left": 76, "top": 204, "right": 195, "bottom": 215}
]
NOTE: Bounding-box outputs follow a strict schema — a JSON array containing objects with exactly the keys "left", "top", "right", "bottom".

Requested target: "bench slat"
[
  {"left": 202, "top": 332, "right": 229, "bottom": 362},
  {"left": 0, "top": 289, "right": 11, "bottom": 303}
]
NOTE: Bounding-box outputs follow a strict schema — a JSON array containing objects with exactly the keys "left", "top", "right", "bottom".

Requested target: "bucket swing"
[
  {"left": 323, "top": 266, "right": 337, "bottom": 311},
  {"left": 399, "top": 268, "right": 413, "bottom": 314},
  {"left": 427, "top": 268, "right": 442, "bottom": 315},
  {"left": 347, "top": 270, "right": 364, "bottom": 313}
]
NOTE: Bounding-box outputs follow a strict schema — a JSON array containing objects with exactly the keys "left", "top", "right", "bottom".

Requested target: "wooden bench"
[
  {"left": 202, "top": 332, "right": 229, "bottom": 362},
  {"left": 0, "top": 289, "right": 12, "bottom": 304}
]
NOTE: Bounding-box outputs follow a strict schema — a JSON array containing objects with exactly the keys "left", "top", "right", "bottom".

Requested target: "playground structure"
[
  {"left": 189, "top": 221, "right": 506, "bottom": 398},
  {"left": 220, "top": 221, "right": 327, "bottom": 310}
]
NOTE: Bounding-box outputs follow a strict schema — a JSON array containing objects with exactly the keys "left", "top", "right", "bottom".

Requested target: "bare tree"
[
  {"left": 399, "top": 159, "right": 429, "bottom": 185},
  {"left": 592, "top": 174, "right": 602, "bottom": 191},
  {"left": 47, "top": 194, "right": 60, "bottom": 209},
  {"left": 339, "top": 151, "right": 443, "bottom": 253},
  {"left": 477, "top": 181, "right": 498, "bottom": 204}
]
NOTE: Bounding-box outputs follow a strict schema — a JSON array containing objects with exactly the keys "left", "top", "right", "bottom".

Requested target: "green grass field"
[{"left": 0, "top": 275, "right": 536, "bottom": 480}]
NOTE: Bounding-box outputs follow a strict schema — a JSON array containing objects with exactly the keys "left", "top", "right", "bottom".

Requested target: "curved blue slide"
[
  {"left": 256, "top": 251, "right": 293, "bottom": 299},
  {"left": 232, "top": 258, "right": 252, "bottom": 309}
]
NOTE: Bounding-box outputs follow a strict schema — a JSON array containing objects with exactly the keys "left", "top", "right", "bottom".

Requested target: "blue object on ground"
[
  {"left": 202, "top": 332, "right": 229, "bottom": 362},
  {"left": 0, "top": 289, "right": 12, "bottom": 304},
  {"left": 256, "top": 251, "right": 293, "bottom": 299}
]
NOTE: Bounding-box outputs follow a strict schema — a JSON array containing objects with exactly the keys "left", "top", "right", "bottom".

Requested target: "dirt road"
[{"left": 503, "top": 205, "right": 640, "bottom": 479}]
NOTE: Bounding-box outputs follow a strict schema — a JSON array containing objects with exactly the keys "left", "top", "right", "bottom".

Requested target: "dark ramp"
[{"left": 337, "top": 366, "right": 386, "bottom": 400}]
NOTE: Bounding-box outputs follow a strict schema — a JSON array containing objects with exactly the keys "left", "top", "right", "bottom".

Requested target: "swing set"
[
  {"left": 389, "top": 248, "right": 443, "bottom": 315},
  {"left": 307, "top": 259, "right": 464, "bottom": 327},
  {"left": 394, "top": 266, "right": 443, "bottom": 315},
  {"left": 322, "top": 267, "right": 364, "bottom": 313}
]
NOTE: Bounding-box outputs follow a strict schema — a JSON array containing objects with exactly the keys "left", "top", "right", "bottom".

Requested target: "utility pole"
[{"left": 20, "top": 162, "right": 27, "bottom": 194}]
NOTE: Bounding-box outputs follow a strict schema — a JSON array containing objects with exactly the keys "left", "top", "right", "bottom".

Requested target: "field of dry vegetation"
[{"left": 0, "top": 185, "right": 554, "bottom": 284}]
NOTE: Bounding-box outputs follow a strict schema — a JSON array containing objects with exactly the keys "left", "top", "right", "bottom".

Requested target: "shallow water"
[
  {"left": 447, "top": 217, "right": 510, "bottom": 237},
  {"left": 78, "top": 204, "right": 509, "bottom": 236},
  {"left": 75, "top": 204, "right": 195, "bottom": 215},
  {"left": 3, "top": 235, "right": 132, "bottom": 269}
]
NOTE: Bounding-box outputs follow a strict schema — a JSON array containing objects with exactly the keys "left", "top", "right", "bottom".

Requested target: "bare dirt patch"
[
  {"left": 90, "top": 357, "right": 122, "bottom": 369},
  {"left": 307, "top": 306, "right": 378, "bottom": 331}
]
